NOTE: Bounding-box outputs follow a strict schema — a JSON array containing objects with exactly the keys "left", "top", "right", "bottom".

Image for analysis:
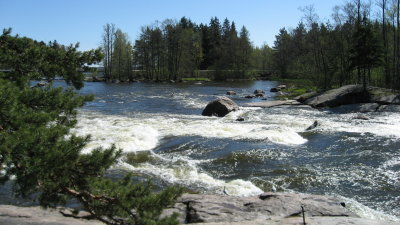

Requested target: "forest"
[{"left": 102, "top": 0, "right": 400, "bottom": 91}]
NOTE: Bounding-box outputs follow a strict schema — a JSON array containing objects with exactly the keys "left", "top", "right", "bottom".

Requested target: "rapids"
[{"left": 2, "top": 80, "right": 398, "bottom": 222}]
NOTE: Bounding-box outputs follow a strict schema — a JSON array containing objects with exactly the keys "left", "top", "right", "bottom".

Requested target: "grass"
[{"left": 274, "top": 78, "right": 318, "bottom": 100}]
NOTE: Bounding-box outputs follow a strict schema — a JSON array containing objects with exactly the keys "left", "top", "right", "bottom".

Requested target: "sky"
[{"left": 0, "top": 0, "right": 343, "bottom": 50}]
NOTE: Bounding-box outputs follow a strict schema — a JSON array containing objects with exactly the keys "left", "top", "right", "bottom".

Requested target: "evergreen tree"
[
  {"left": 350, "top": 18, "right": 383, "bottom": 90},
  {"left": 0, "top": 29, "right": 181, "bottom": 225}
]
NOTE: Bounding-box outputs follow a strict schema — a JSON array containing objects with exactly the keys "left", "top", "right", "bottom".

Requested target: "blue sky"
[{"left": 0, "top": 0, "right": 342, "bottom": 50}]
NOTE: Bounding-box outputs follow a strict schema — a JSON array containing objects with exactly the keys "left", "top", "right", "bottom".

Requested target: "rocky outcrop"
[
  {"left": 304, "top": 85, "right": 369, "bottom": 108},
  {"left": 202, "top": 97, "right": 239, "bottom": 117},
  {"left": 294, "top": 92, "right": 318, "bottom": 103},
  {"left": 0, "top": 205, "right": 102, "bottom": 225},
  {"left": 2, "top": 193, "right": 399, "bottom": 225},
  {"left": 161, "top": 193, "right": 399, "bottom": 225},
  {"left": 372, "top": 94, "right": 400, "bottom": 105},
  {"left": 327, "top": 103, "right": 380, "bottom": 113}
]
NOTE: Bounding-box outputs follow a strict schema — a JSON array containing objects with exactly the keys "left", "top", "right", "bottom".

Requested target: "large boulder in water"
[
  {"left": 202, "top": 97, "right": 239, "bottom": 117},
  {"left": 305, "top": 85, "right": 369, "bottom": 108}
]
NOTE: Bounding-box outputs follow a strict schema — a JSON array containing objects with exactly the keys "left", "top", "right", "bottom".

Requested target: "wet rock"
[
  {"left": 306, "top": 120, "right": 318, "bottom": 131},
  {"left": 305, "top": 85, "right": 369, "bottom": 108},
  {"left": 202, "top": 97, "right": 239, "bottom": 117},
  {"left": 270, "top": 87, "right": 280, "bottom": 92},
  {"left": 245, "top": 95, "right": 255, "bottom": 99},
  {"left": 236, "top": 117, "right": 245, "bottom": 122},
  {"left": 254, "top": 90, "right": 265, "bottom": 95},
  {"left": 354, "top": 114, "right": 370, "bottom": 120},
  {"left": 354, "top": 114, "right": 369, "bottom": 120},
  {"left": 226, "top": 91, "right": 236, "bottom": 95},
  {"left": 255, "top": 93, "right": 264, "bottom": 97}
]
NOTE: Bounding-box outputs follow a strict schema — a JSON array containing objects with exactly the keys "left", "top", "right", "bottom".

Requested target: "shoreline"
[{"left": 1, "top": 192, "right": 399, "bottom": 225}]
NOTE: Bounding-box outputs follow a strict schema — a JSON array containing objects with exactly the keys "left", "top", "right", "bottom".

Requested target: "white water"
[{"left": 72, "top": 106, "right": 400, "bottom": 219}]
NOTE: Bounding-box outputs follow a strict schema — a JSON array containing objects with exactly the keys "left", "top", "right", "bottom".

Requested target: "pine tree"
[{"left": 0, "top": 28, "right": 181, "bottom": 225}]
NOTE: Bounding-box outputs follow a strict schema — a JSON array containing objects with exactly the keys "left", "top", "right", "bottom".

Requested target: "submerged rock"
[
  {"left": 226, "top": 91, "right": 237, "bottom": 95},
  {"left": 245, "top": 95, "right": 255, "bottom": 99},
  {"left": 202, "top": 97, "right": 239, "bottom": 117},
  {"left": 306, "top": 120, "right": 319, "bottom": 131},
  {"left": 253, "top": 90, "right": 265, "bottom": 95}
]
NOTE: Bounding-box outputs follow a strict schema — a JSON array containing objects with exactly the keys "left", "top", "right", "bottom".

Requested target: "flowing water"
[{"left": 3, "top": 80, "right": 400, "bottom": 221}]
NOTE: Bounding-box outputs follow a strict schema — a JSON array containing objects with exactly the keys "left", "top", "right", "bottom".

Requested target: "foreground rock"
[
  {"left": 202, "top": 97, "right": 239, "bottom": 117},
  {"left": 2, "top": 193, "right": 399, "bottom": 225},
  {"left": 305, "top": 85, "right": 369, "bottom": 108},
  {"left": 162, "top": 193, "right": 399, "bottom": 225},
  {"left": 0, "top": 205, "right": 101, "bottom": 225}
]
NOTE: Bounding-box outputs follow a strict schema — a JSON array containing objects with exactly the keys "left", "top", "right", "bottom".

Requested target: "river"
[{"left": 4, "top": 80, "right": 400, "bottom": 221}]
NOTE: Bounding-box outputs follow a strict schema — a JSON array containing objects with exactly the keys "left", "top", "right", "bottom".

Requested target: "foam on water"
[
  {"left": 333, "top": 194, "right": 400, "bottom": 222},
  {"left": 117, "top": 156, "right": 263, "bottom": 197},
  {"left": 73, "top": 110, "right": 308, "bottom": 154}
]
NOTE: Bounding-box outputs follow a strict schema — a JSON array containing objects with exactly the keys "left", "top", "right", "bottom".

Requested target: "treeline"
[
  {"left": 272, "top": 0, "right": 400, "bottom": 90},
  {"left": 101, "top": 17, "right": 256, "bottom": 81}
]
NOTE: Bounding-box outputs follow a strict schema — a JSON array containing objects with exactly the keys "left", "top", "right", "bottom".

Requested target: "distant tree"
[
  {"left": 102, "top": 23, "right": 116, "bottom": 81},
  {"left": 350, "top": 18, "right": 383, "bottom": 90},
  {"left": 112, "top": 29, "right": 133, "bottom": 81},
  {"left": 273, "top": 28, "right": 291, "bottom": 77},
  {"left": 0, "top": 28, "right": 182, "bottom": 225},
  {"left": 237, "top": 26, "right": 252, "bottom": 77}
]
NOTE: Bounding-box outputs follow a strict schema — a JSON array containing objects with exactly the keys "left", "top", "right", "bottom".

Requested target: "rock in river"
[
  {"left": 202, "top": 97, "right": 239, "bottom": 117},
  {"left": 305, "top": 85, "right": 369, "bottom": 108}
]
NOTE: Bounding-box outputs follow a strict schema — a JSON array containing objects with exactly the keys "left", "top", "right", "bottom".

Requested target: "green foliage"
[
  {"left": 0, "top": 29, "right": 182, "bottom": 225},
  {"left": 270, "top": 1, "right": 400, "bottom": 90}
]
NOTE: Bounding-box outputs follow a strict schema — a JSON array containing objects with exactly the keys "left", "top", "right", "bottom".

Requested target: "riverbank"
[{"left": 1, "top": 192, "right": 399, "bottom": 225}]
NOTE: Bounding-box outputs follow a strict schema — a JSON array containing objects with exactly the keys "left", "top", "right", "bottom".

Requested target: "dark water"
[{"left": 3, "top": 80, "right": 400, "bottom": 221}]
